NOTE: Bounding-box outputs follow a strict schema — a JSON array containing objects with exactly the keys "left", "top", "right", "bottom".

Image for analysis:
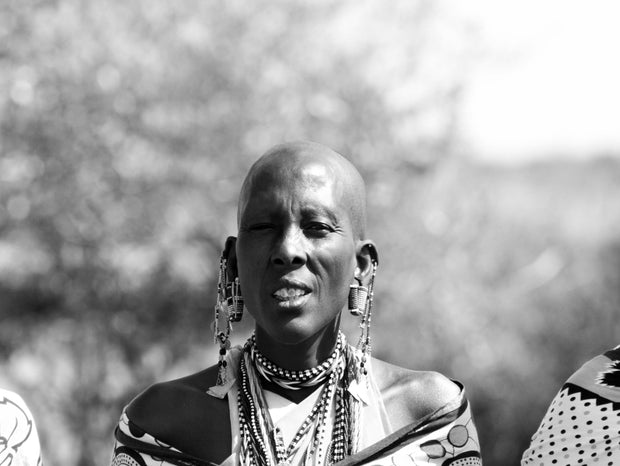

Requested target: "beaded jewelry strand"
[
  {"left": 356, "top": 259, "right": 378, "bottom": 377},
  {"left": 214, "top": 252, "right": 243, "bottom": 387}
]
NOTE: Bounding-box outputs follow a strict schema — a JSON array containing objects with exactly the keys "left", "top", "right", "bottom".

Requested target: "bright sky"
[{"left": 451, "top": 0, "right": 620, "bottom": 164}]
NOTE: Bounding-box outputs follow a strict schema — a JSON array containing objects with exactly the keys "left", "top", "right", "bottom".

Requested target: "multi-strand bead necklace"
[
  {"left": 237, "top": 332, "right": 353, "bottom": 466},
  {"left": 248, "top": 333, "right": 344, "bottom": 390}
]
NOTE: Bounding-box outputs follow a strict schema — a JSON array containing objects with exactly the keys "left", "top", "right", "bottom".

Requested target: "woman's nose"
[{"left": 271, "top": 227, "right": 306, "bottom": 267}]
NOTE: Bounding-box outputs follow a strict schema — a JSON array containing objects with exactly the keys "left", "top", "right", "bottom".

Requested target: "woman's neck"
[{"left": 251, "top": 320, "right": 343, "bottom": 404}]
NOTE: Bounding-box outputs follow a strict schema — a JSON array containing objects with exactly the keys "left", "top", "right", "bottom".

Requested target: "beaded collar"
[{"left": 248, "top": 332, "right": 345, "bottom": 390}]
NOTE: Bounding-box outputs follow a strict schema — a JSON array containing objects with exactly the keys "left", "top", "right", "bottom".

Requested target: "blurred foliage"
[{"left": 1, "top": 1, "right": 619, "bottom": 466}]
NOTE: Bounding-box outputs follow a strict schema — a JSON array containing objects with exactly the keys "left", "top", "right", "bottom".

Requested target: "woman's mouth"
[
  {"left": 272, "top": 287, "right": 309, "bottom": 301},
  {"left": 271, "top": 285, "right": 311, "bottom": 309}
]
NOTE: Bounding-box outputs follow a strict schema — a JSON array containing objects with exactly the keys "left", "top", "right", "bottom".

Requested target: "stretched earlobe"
[
  {"left": 222, "top": 236, "right": 242, "bottom": 322},
  {"left": 223, "top": 236, "right": 238, "bottom": 278},
  {"left": 348, "top": 278, "right": 368, "bottom": 317}
]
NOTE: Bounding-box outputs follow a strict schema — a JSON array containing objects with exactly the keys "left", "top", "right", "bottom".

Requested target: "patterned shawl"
[
  {"left": 111, "top": 386, "right": 481, "bottom": 466},
  {"left": 521, "top": 345, "right": 620, "bottom": 465}
]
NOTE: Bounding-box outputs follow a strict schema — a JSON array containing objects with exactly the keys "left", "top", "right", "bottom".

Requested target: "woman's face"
[{"left": 235, "top": 161, "right": 358, "bottom": 345}]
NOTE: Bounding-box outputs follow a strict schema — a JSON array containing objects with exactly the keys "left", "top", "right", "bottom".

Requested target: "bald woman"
[{"left": 111, "top": 142, "right": 481, "bottom": 466}]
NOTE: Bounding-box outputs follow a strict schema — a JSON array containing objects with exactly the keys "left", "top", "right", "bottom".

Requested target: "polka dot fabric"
[{"left": 522, "top": 346, "right": 620, "bottom": 466}]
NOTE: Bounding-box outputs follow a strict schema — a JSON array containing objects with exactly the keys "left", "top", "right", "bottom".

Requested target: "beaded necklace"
[
  {"left": 249, "top": 333, "right": 345, "bottom": 391},
  {"left": 237, "top": 332, "right": 353, "bottom": 466}
]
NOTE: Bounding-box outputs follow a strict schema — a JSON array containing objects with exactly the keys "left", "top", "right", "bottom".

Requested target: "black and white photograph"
[{"left": 1, "top": 1, "right": 619, "bottom": 465}]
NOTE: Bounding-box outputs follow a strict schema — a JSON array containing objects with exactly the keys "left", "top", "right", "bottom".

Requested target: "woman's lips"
[{"left": 271, "top": 282, "right": 311, "bottom": 308}]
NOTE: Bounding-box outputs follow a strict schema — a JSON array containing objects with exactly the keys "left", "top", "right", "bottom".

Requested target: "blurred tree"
[{"left": 0, "top": 1, "right": 469, "bottom": 464}]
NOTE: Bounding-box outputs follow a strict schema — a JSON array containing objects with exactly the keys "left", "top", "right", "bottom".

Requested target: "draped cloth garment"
[
  {"left": 521, "top": 345, "right": 620, "bottom": 466},
  {"left": 0, "top": 388, "right": 43, "bottom": 466},
  {"left": 111, "top": 346, "right": 481, "bottom": 466}
]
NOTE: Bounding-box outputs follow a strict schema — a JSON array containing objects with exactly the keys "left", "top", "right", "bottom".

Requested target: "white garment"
[{"left": 264, "top": 388, "right": 322, "bottom": 447}]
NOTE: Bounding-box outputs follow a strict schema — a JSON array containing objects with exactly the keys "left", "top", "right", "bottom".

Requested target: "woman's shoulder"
[
  {"left": 122, "top": 364, "right": 232, "bottom": 460},
  {"left": 128, "top": 364, "right": 220, "bottom": 412},
  {"left": 370, "top": 357, "right": 462, "bottom": 430}
]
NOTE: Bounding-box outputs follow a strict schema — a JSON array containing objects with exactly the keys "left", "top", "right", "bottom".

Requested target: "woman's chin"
[{"left": 258, "top": 319, "right": 319, "bottom": 346}]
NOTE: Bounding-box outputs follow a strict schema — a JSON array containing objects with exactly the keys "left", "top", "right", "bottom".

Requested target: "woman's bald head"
[{"left": 238, "top": 141, "right": 368, "bottom": 239}]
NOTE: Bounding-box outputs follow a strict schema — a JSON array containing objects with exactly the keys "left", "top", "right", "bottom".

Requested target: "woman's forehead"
[
  {"left": 251, "top": 160, "right": 338, "bottom": 192},
  {"left": 239, "top": 164, "right": 346, "bottom": 215},
  {"left": 237, "top": 142, "right": 367, "bottom": 235}
]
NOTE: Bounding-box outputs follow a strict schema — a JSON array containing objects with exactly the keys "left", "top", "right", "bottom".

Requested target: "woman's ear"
[
  {"left": 355, "top": 240, "right": 378, "bottom": 284},
  {"left": 223, "top": 236, "right": 238, "bottom": 279}
]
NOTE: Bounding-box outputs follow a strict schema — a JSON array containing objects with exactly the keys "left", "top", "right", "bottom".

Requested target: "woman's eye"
[{"left": 305, "top": 223, "right": 332, "bottom": 234}]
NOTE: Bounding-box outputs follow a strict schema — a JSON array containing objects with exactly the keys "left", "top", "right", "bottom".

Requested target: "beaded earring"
[
  {"left": 348, "top": 279, "right": 368, "bottom": 317},
  {"left": 213, "top": 251, "right": 244, "bottom": 387},
  {"left": 355, "top": 258, "right": 378, "bottom": 377}
]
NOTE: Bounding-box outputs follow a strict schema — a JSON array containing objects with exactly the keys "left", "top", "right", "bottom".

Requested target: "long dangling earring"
[
  {"left": 214, "top": 252, "right": 244, "bottom": 387},
  {"left": 344, "top": 258, "right": 378, "bottom": 453},
  {"left": 351, "top": 258, "right": 377, "bottom": 376}
]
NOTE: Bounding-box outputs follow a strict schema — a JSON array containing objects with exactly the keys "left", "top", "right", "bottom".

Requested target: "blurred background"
[{"left": 1, "top": 0, "right": 619, "bottom": 465}]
